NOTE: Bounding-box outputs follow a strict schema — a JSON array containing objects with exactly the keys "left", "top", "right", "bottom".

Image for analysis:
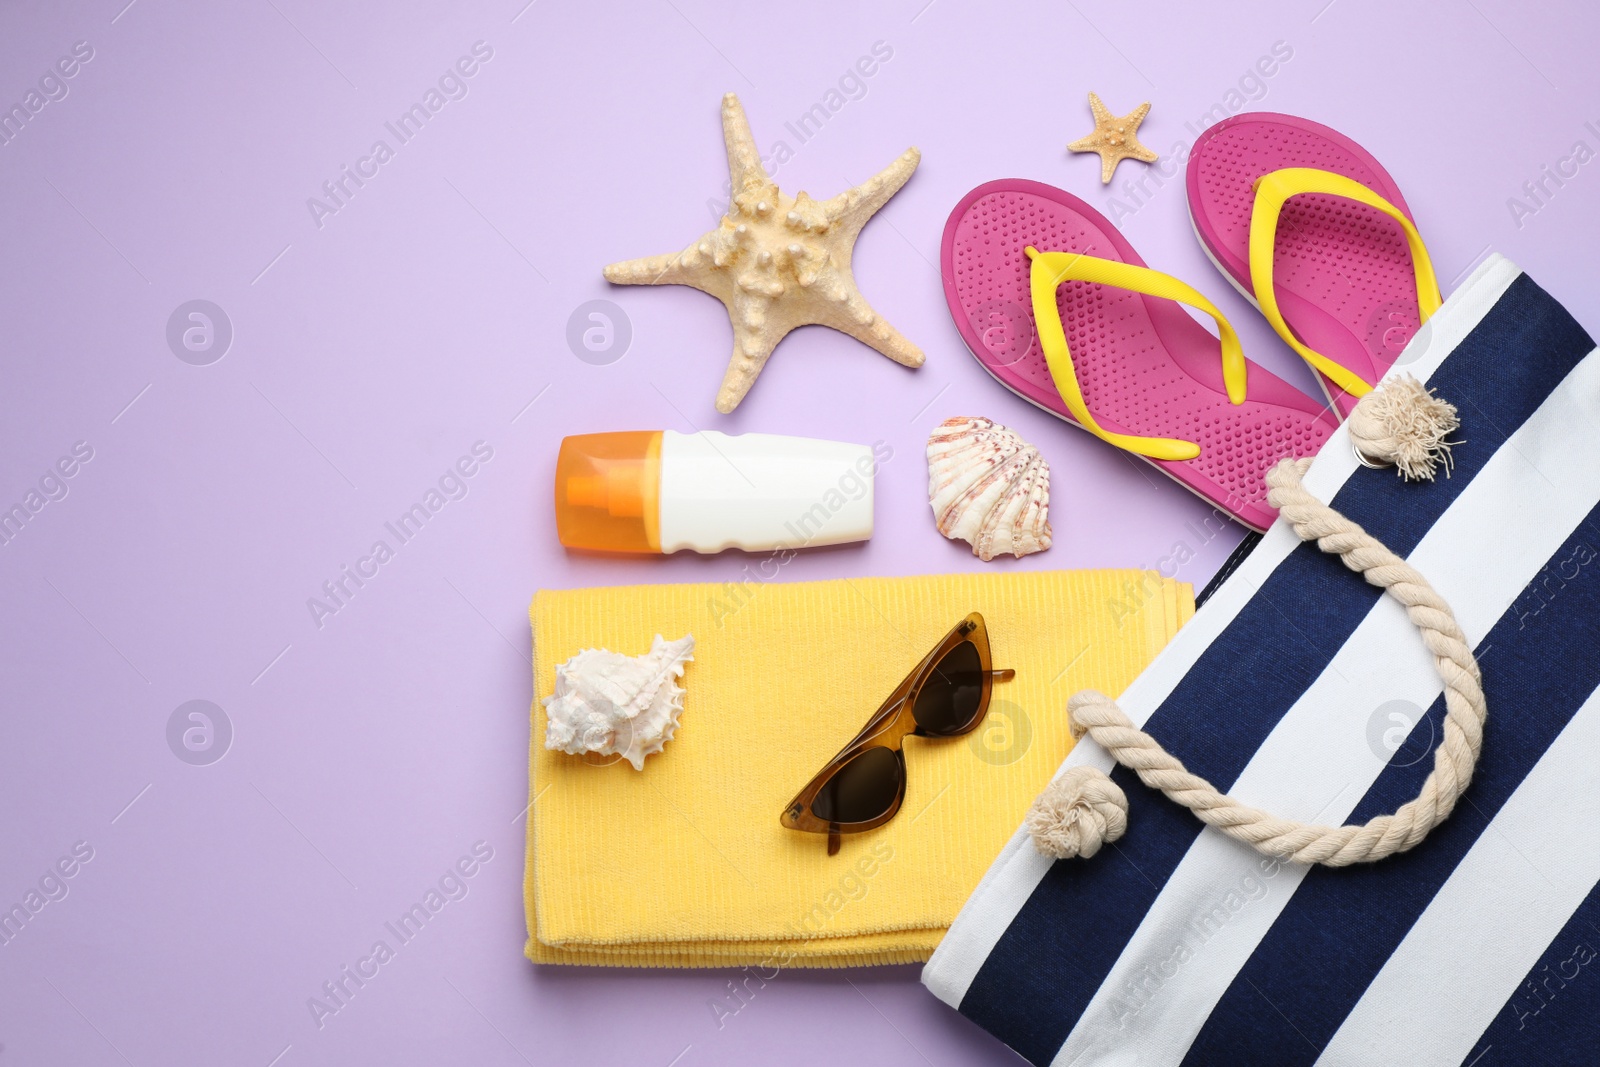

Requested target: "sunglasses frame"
[{"left": 780, "top": 612, "right": 1013, "bottom": 854}]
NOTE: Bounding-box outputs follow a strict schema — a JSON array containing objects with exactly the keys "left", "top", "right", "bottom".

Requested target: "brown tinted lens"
[
  {"left": 810, "top": 746, "right": 903, "bottom": 824},
  {"left": 912, "top": 639, "right": 984, "bottom": 734}
]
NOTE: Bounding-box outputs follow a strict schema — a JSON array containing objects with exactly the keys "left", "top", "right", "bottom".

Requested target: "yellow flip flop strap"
[
  {"left": 1248, "top": 167, "right": 1443, "bottom": 398},
  {"left": 1026, "top": 246, "right": 1247, "bottom": 463}
]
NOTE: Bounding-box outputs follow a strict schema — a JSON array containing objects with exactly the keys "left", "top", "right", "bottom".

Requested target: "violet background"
[{"left": 1, "top": 0, "right": 1595, "bottom": 1064}]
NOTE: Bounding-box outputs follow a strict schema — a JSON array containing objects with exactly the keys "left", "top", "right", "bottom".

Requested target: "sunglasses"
[{"left": 781, "top": 613, "right": 1014, "bottom": 854}]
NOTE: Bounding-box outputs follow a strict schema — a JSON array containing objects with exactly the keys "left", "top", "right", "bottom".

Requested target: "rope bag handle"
[{"left": 1027, "top": 376, "right": 1484, "bottom": 867}]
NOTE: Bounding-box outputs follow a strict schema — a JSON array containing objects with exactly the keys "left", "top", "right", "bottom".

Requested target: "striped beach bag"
[{"left": 923, "top": 254, "right": 1600, "bottom": 1067}]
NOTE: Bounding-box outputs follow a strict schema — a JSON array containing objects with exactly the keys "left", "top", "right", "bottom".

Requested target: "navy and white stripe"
[{"left": 923, "top": 255, "right": 1600, "bottom": 1067}]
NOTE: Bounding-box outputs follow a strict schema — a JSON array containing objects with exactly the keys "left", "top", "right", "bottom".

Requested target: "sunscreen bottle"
[{"left": 554, "top": 430, "right": 875, "bottom": 553}]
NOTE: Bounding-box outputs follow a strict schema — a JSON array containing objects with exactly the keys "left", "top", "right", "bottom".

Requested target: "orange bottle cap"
[{"left": 554, "top": 431, "right": 662, "bottom": 553}]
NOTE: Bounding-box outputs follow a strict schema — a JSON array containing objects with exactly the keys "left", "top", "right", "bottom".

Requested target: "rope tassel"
[
  {"left": 1027, "top": 378, "right": 1485, "bottom": 867},
  {"left": 1348, "top": 373, "right": 1460, "bottom": 480}
]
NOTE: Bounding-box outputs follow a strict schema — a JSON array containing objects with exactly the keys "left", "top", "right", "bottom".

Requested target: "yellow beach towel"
[{"left": 525, "top": 569, "right": 1192, "bottom": 968}]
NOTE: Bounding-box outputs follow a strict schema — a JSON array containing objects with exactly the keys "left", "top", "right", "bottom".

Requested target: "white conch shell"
[
  {"left": 542, "top": 634, "right": 695, "bottom": 771},
  {"left": 926, "top": 416, "right": 1052, "bottom": 561}
]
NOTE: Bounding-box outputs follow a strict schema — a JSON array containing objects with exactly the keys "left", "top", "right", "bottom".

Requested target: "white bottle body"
[{"left": 657, "top": 431, "right": 875, "bottom": 553}]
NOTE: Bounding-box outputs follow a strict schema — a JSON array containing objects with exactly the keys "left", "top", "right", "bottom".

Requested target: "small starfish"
[
  {"left": 1067, "top": 92, "right": 1158, "bottom": 184},
  {"left": 604, "top": 93, "right": 924, "bottom": 413}
]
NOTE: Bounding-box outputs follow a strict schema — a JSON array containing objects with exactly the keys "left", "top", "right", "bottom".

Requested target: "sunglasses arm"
[{"left": 991, "top": 668, "right": 1016, "bottom": 682}]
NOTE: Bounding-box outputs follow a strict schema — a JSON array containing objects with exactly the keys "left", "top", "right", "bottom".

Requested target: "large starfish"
[
  {"left": 1067, "top": 92, "right": 1158, "bottom": 184},
  {"left": 604, "top": 93, "right": 924, "bottom": 413}
]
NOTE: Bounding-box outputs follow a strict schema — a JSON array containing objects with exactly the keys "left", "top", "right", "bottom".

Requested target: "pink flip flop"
[
  {"left": 941, "top": 179, "right": 1337, "bottom": 532},
  {"left": 1187, "top": 113, "right": 1442, "bottom": 418}
]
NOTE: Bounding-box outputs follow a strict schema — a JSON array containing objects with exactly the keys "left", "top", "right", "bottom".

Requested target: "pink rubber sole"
[
  {"left": 1186, "top": 112, "right": 1427, "bottom": 418},
  {"left": 940, "top": 179, "right": 1336, "bottom": 532}
]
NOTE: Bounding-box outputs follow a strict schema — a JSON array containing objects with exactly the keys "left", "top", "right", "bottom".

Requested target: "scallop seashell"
[
  {"left": 926, "top": 417, "right": 1052, "bottom": 561},
  {"left": 542, "top": 634, "right": 695, "bottom": 771}
]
